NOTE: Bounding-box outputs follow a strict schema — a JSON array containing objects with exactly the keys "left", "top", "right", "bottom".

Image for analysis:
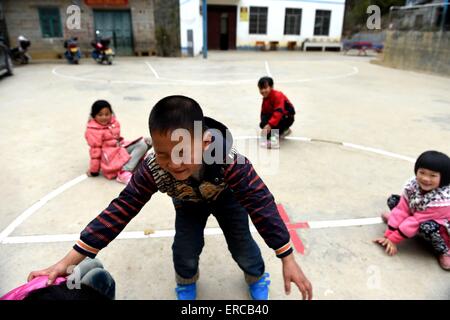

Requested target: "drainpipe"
[
  {"left": 202, "top": 0, "right": 207, "bottom": 59},
  {"left": 442, "top": 0, "right": 449, "bottom": 31}
]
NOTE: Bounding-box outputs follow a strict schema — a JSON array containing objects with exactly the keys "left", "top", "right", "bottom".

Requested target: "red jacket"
[
  {"left": 261, "top": 89, "right": 296, "bottom": 127},
  {"left": 85, "top": 116, "right": 131, "bottom": 179}
]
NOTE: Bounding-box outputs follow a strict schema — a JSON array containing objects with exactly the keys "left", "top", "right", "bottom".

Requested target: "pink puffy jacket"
[
  {"left": 384, "top": 195, "right": 450, "bottom": 244},
  {"left": 85, "top": 116, "right": 131, "bottom": 179},
  {"left": 0, "top": 276, "right": 66, "bottom": 300}
]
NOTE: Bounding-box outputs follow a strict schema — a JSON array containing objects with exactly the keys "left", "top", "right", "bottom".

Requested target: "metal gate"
[{"left": 93, "top": 10, "right": 133, "bottom": 55}]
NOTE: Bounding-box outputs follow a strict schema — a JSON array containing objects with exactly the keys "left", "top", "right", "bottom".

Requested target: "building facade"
[
  {"left": 180, "top": 0, "right": 346, "bottom": 56},
  {"left": 1, "top": 0, "right": 181, "bottom": 59}
]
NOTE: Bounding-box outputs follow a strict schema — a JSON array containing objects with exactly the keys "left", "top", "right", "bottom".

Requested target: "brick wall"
[{"left": 2, "top": 0, "right": 159, "bottom": 59}]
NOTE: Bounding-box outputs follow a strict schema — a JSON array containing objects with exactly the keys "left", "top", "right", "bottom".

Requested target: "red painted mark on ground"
[{"left": 277, "top": 204, "right": 309, "bottom": 255}]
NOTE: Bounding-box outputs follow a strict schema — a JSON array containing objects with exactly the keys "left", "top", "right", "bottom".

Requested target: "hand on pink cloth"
[{"left": 0, "top": 275, "right": 66, "bottom": 300}]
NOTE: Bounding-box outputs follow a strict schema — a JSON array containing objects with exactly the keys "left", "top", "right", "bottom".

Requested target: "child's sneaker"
[
  {"left": 438, "top": 253, "right": 450, "bottom": 270},
  {"left": 248, "top": 273, "right": 270, "bottom": 300},
  {"left": 269, "top": 135, "right": 279, "bottom": 149},
  {"left": 280, "top": 128, "right": 292, "bottom": 139},
  {"left": 116, "top": 170, "right": 132, "bottom": 184},
  {"left": 175, "top": 283, "right": 197, "bottom": 300}
]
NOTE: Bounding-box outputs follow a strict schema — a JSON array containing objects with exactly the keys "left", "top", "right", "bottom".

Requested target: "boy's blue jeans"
[{"left": 172, "top": 188, "right": 265, "bottom": 285}]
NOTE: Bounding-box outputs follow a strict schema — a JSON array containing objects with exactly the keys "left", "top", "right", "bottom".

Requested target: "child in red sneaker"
[{"left": 257, "top": 77, "right": 296, "bottom": 149}]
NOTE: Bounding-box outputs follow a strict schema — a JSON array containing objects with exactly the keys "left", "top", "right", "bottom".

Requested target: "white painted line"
[
  {"left": 145, "top": 62, "right": 160, "bottom": 79},
  {"left": 284, "top": 136, "right": 313, "bottom": 142},
  {"left": 52, "top": 63, "right": 359, "bottom": 86},
  {"left": 1, "top": 218, "right": 382, "bottom": 245},
  {"left": 343, "top": 143, "right": 416, "bottom": 163},
  {"left": 0, "top": 174, "right": 88, "bottom": 243},
  {"left": 264, "top": 61, "right": 272, "bottom": 77},
  {"left": 0, "top": 136, "right": 413, "bottom": 245},
  {"left": 277, "top": 66, "right": 359, "bottom": 84},
  {"left": 307, "top": 217, "right": 383, "bottom": 229}
]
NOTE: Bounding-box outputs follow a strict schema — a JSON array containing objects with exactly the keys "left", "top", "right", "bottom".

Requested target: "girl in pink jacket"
[
  {"left": 374, "top": 150, "right": 450, "bottom": 270},
  {"left": 85, "top": 100, "right": 150, "bottom": 184}
]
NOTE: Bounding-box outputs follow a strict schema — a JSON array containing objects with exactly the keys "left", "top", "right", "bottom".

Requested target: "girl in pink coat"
[
  {"left": 374, "top": 150, "right": 450, "bottom": 270},
  {"left": 85, "top": 100, "right": 150, "bottom": 184}
]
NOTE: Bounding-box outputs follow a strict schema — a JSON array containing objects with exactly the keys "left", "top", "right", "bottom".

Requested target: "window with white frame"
[
  {"left": 249, "top": 6, "right": 268, "bottom": 34},
  {"left": 284, "top": 8, "right": 302, "bottom": 35}
]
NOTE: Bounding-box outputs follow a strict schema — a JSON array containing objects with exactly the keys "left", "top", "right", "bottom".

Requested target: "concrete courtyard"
[{"left": 0, "top": 51, "right": 449, "bottom": 299}]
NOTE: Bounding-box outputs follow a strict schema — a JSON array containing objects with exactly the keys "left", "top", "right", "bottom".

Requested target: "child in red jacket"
[
  {"left": 374, "top": 151, "right": 450, "bottom": 270},
  {"left": 258, "top": 77, "right": 296, "bottom": 149},
  {"left": 85, "top": 100, "right": 151, "bottom": 184}
]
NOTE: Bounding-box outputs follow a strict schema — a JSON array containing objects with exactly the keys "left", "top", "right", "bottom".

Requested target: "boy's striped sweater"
[{"left": 74, "top": 118, "right": 293, "bottom": 259}]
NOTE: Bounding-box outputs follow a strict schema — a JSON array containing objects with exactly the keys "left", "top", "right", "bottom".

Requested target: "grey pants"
[
  {"left": 122, "top": 138, "right": 150, "bottom": 172},
  {"left": 66, "top": 258, "right": 116, "bottom": 299}
]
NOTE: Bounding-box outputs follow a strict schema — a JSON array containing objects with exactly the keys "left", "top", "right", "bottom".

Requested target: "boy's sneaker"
[
  {"left": 116, "top": 170, "right": 132, "bottom": 184},
  {"left": 175, "top": 283, "right": 197, "bottom": 300},
  {"left": 280, "top": 128, "right": 292, "bottom": 139},
  {"left": 248, "top": 273, "right": 271, "bottom": 300},
  {"left": 438, "top": 253, "right": 450, "bottom": 270}
]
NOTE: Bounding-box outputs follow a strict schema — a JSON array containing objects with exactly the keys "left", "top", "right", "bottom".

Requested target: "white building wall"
[
  {"left": 179, "top": 0, "right": 204, "bottom": 56},
  {"left": 179, "top": 0, "right": 345, "bottom": 55},
  {"left": 235, "top": 0, "right": 346, "bottom": 47}
]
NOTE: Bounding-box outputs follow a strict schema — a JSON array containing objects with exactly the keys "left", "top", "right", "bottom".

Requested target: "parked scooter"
[
  {"left": 64, "top": 37, "right": 81, "bottom": 64},
  {"left": 91, "top": 32, "right": 114, "bottom": 65},
  {"left": 10, "top": 35, "right": 31, "bottom": 65}
]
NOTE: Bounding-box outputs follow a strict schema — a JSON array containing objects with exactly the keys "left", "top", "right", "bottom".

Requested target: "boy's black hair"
[
  {"left": 91, "top": 100, "right": 113, "bottom": 118},
  {"left": 258, "top": 76, "right": 274, "bottom": 89},
  {"left": 23, "top": 283, "right": 110, "bottom": 300},
  {"left": 414, "top": 150, "right": 450, "bottom": 187},
  {"left": 148, "top": 95, "right": 204, "bottom": 135}
]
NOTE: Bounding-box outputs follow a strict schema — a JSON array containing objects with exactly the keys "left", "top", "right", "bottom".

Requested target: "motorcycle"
[
  {"left": 64, "top": 37, "right": 81, "bottom": 64},
  {"left": 91, "top": 35, "right": 114, "bottom": 65},
  {"left": 10, "top": 35, "right": 31, "bottom": 65}
]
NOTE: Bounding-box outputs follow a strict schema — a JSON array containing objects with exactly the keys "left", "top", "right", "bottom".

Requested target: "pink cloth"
[
  {"left": 384, "top": 195, "right": 450, "bottom": 244},
  {"left": 85, "top": 116, "right": 131, "bottom": 179},
  {"left": 0, "top": 276, "right": 66, "bottom": 300}
]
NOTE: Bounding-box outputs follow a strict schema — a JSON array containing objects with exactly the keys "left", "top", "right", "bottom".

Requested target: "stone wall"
[
  {"left": 381, "top": 30, "right": 450, "bottom": 77},
  {"left": 153, "top": 0, "right": 180, "bottom": 57}
]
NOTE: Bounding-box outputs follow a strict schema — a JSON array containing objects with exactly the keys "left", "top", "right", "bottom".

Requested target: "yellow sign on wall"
[{"left": 240, "top": 7, "right": 249, "bottom": 22}]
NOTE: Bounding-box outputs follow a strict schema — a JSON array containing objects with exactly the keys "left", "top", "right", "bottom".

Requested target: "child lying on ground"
[{"left": 2, "top": 258, "right": 115, "bottom": 300}]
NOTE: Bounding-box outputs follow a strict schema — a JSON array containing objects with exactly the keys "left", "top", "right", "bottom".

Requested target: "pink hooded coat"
[
  {"left": 384, "top": 179, "right": 450, "bottom": 244},
  {"left": 0, "top": 276, "right": 66, "bottom": 300},
  {"left": 85, "top": 116, "right": 131, "bottom": 179}
]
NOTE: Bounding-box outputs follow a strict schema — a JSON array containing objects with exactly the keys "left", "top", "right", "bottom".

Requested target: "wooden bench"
[
  {"left": 269, "top": 41, "right": 279, "bottom": 51},
  {"left": 287, "top": 41, "right": 297, "bottom": 50},
  {"left": 255, "top": 41, "right": 266, "bottom": 51}
]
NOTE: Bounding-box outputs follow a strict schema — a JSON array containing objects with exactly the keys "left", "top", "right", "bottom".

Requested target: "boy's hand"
[
  {"left": 27, "top": 261, "right": 70, "bottom": 285},
  {"left": 281, "top": 253, "right": 313, "bottom": 300},
  {"left": 28, "top": 249, "right": 86, "bottom": 285},
  {"left": 373, "top": 237, "right": 398, "bottom": 256},
  {"left": 261, "top": 124, "right": 272, "bottom": 137}
]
